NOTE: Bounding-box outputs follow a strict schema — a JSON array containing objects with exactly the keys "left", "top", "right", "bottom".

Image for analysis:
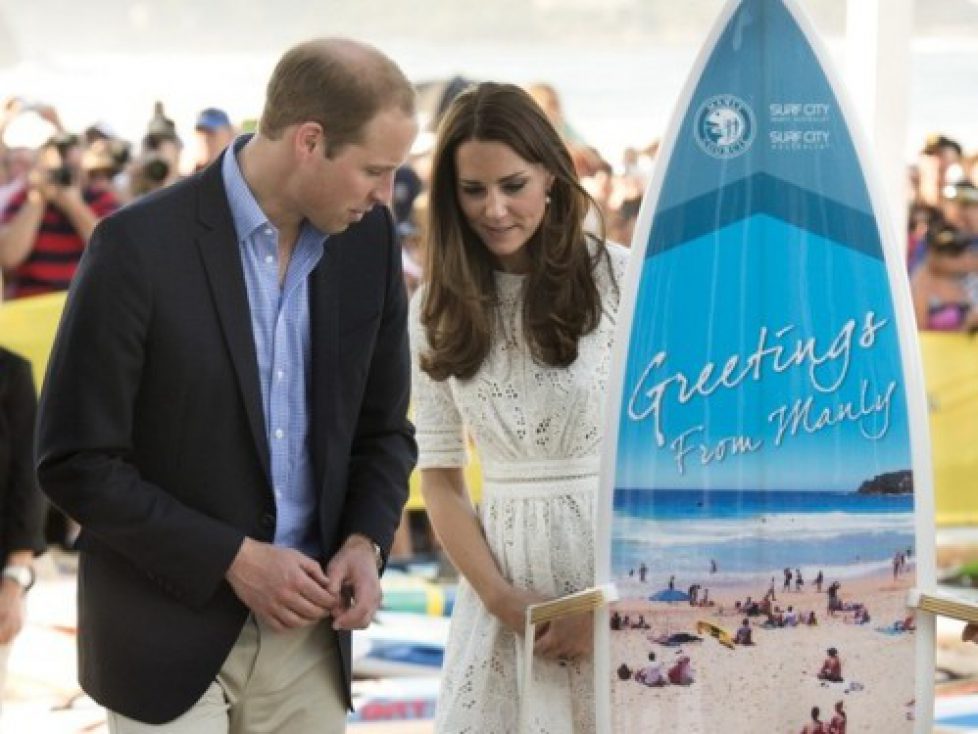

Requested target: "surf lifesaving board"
[{"left": 595, "top": 1, "right": 934, "bottom": 732}]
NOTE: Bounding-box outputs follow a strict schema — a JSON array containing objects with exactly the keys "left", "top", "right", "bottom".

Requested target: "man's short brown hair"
[{"left": 259, "top": 38, "right": 415, "bottom": 156}]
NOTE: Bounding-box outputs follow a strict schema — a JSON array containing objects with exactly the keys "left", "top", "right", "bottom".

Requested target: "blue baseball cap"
[{"left": 195, "top": 107, "right": 232, "bottom": 132}]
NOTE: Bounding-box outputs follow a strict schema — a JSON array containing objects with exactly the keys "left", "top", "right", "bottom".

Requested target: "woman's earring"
[{"left": 545, "top": 193, "right": 552, "bottom": 206}]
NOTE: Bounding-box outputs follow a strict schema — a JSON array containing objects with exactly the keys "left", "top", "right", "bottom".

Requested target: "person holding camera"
[
  {"left": 125, "top": 102, "right": 185, "bottom": 200},
  {"left": 0, "top": 98, "right": 63, "bottom": 214},
  {"left": 0, "top": 132, "right": 118, "bottom": 299}
]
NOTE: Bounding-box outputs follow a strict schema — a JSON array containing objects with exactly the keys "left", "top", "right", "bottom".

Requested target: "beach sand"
[{"left": 610, "top": 568, "right": 917, "bottom": 732}]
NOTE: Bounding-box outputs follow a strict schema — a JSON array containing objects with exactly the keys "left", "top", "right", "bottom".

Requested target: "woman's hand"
[
  {"left": 487, "top": 585, "right": 549, "bottom": 636},
  {"left": 534, "top": 609, "right": 594, "bottom": 662}
]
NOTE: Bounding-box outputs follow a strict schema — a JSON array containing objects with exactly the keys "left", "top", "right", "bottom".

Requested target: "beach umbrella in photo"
[{"left": 649, "top": 588, "right": 690, "bottom": 603}]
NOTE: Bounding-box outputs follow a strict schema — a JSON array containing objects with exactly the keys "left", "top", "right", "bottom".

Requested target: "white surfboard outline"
[{"left": 593, "top": 1, "right": 935, "bottom": 731}]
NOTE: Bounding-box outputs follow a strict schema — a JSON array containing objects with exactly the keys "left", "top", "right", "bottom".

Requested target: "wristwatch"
[
  {"left": 370, "top": 541, "right": 384, "bottom": 572},
  {"left": 349, "top": 534, "right": 384, "bottom": 571},
  {"left": 2, "top": 565, "right": 35, "bottom": 592}
]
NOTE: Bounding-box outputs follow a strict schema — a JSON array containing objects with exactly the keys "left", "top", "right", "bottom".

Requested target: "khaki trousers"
[{"left": 108, "top": 616, "right": 347, "bottom": 733}]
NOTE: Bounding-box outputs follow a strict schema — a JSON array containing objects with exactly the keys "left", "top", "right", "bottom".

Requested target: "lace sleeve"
[{"left": 408, "top": 290, "right": 467, "bottom": 469}]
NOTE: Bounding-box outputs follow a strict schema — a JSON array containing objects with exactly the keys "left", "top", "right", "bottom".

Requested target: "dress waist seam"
[{"left": 480, "top": 456, "right": 600, "bottom": 484}]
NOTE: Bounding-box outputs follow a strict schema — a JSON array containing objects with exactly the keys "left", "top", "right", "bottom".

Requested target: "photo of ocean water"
[{"left": 612, "top": 488, "right": 915, "bottom": 586}]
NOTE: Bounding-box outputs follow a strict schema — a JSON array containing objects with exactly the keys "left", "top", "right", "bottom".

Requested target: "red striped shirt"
[{"left": 2, "top": 187, "right": 119, "bottom": 298}]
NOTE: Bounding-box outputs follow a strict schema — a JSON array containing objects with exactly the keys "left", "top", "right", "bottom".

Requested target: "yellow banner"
[
  {"left": 920, "top": 331, "right": 978, "bottom": 526},
  {"left": 0, "top": 291, "right": 66, "bottom": 387}
]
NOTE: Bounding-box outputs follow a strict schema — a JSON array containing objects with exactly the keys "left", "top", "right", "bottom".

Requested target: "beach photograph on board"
[{"left": 607, "top": 210, "right": 917, "bottom": 732}]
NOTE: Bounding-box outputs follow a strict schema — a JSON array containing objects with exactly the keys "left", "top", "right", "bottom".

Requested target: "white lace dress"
[{"left": 409, "top": 243, "right": 628, "bottom": 734}]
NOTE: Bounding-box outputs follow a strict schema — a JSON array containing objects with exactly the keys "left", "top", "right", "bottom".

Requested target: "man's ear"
[{"left": 294, "top": 122, "right": 325, "bottom": 156}]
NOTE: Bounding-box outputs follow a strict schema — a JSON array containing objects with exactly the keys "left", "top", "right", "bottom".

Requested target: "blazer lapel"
[{"left": 194, "top": 161, "right": 271, "bottom": 483}]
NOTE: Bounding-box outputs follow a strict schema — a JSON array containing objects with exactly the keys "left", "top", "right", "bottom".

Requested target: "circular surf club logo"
[{"left": 694, "top": 94, "right": 756, "bottom": 159}]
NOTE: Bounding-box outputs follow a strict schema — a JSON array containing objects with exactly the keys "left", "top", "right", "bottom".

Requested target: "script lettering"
[{"left": 626, "top": 312, "right": 897, "bottom": 472}]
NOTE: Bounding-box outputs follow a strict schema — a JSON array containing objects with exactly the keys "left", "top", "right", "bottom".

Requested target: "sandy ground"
[{"left": 610, "top": 568, "right": 919, "bottom": 732}]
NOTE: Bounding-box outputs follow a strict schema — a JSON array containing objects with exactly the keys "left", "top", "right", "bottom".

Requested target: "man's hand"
[
  {"left": 226, "top": 538, "right": 336, "bottom": 632},
  {"left": 324, "top": 535, "right": 382, "bottom": 630},
  {"left": 0, "top": 581, "right": 25, "bottom": 645}
]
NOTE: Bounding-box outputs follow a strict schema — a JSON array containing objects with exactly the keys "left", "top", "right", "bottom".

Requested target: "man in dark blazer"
[
  {"left": 36, "top": 38, "right": 418, "bottom": 732},
  {"left": 0, "top": 346, "right": 46, "bottom": 704}
]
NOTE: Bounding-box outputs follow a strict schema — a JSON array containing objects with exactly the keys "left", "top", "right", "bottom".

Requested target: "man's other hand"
[
  {"left": 226, "top": 538, "right": 336, "bottom": 632},
  {"left": 324, "top": 534, "right": 382, "bottom": 631}
]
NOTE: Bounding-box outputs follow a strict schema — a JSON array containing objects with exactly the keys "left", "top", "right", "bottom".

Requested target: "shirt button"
[
  {"left": 264, "top": 227, "right": 273, "bottom": 236},
  {"left": 274, "top": 488, "right": 283, "bottom": 499},
  {"left": 274, "top": 428, "right": 284, "bottom": 440},
  {"left": 276, "top": 369, "right": 285, "bottom": 381},
  {"left": 264, "top": 255, "right": 275, "bottom": 265}
]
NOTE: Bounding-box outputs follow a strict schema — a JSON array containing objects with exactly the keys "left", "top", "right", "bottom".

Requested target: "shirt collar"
[
  {"left": 221, "top": 134, "right": 328, "bottom": 247},
  {"left": 222, "top": 134, "right": 270, "bottom": 242}
]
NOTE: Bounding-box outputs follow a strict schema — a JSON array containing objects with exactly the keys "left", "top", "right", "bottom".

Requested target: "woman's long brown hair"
[{"left": 420, "top": 82, "right": 611, "bottom": 381}]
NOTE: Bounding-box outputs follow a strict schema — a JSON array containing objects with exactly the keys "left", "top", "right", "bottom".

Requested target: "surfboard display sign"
[{"left": 594, "top": 1, "right": 935, "bottom": 731}]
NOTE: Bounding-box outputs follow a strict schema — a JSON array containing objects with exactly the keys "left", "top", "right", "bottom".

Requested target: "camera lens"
[
  {"left": 49, "top": 166, "right": 73, "bottom": 187},
  {"left": 142, "top": 158, "right": 170, "bottom": 183}
]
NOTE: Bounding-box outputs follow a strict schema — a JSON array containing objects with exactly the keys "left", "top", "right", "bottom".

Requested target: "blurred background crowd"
[
  {"left": 3, "top": 84, "right": 978, "bottom": 340},
  {"left": 0, "top": 82, "right": 653, "bottom": 304}
]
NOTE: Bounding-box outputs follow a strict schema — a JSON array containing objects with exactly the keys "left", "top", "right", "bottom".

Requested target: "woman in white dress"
[{"left": 410, "top": 82, "right": 628, "bottom": 733}]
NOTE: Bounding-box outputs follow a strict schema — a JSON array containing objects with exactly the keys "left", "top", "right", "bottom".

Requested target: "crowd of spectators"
[
  {"left": 3, "top": 85, "right": 976, "bottom": 329},
  {"left": 0, "top": 96, "right": 241, "bottom": 299},
  {"left": 0, "top": 83, "right": 657, "bottom": 305}
]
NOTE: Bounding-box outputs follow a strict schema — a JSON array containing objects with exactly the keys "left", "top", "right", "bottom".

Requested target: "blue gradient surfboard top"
[{"left": 595, "top": 1, "right": 933, "bottom": 732}]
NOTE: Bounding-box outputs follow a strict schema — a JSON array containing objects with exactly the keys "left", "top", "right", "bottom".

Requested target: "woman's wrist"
[{"left": 482, "top": 579, "right": 513, "bottom": 619}]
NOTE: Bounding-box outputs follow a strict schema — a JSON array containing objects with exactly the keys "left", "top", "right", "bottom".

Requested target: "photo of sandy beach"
[{"left": 607, "top": 487, "right": 917, "bottom": 732}]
